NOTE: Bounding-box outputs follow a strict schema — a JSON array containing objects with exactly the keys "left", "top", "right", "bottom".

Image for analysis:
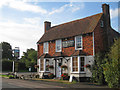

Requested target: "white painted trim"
[
  {"left": 75, "top": 35, "right": 83, "bottom": 50},
  {"left": 93, "top": 32, "right": 95, "bottom": 56},
  {"left": 55, "top": 39, "right": 62, "bottom": 52},
  {"left": 78, "top": 56, "right": 80, "bottom": 73},
  {"left": 39, "top": 59, "right": 40, "bottom": 72},
  {"left": 44, "top": 59, "right": 46, "bottom": 72},
  {"left": 70, "top": 57, "right": 72, "bottom": 73}
]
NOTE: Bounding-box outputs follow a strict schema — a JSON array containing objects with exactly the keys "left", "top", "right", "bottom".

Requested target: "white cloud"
[
  {"left": 24, "top": 17, "right": 41, "bottom": 25},
  {"left": 49, "top": 4, "right": 69, "bottom": 15},
  {"left": 0, "top": 20, "right": 43, "bottom": 57},
  {"left": 110, "top": 8, "right": 120, "bottom": 19},
  {"left": 49, "top": 3, "right": 84, "bottom": 15},
  {"left": 0, "top": 0, "right": 47, "bottom": 14}
]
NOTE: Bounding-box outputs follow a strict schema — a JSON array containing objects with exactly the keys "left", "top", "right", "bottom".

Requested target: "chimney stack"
[
  {"left": 102, "top": 4, "right": 111, "bottom": 27},
  {"left": 44, "top": 21, "right": 51, "bottom": 33}
]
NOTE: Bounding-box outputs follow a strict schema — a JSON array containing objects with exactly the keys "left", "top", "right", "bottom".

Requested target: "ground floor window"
[
  {"left": 40, "top": 59, "right": 44, "bottom": 71},
  {"left": 72, "top": 57, "right": 78, "bottom": 72},
  {"left": 46, "top": 59, "right": 49, "bottom": 71},
  {"left": 80, "top": 57, "right": 85, "bottom": 72}
]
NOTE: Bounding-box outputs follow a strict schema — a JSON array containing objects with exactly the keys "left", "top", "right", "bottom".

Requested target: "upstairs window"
[
  {"left": 56, "top": 39, "right": 62, "bottom": 52},
  {"left": 43, "top": 42, "right": 49, "bottom": 53},
  {"left": 100, "top": 20, "right": 104, "bottom": 27},
  {"left": 75, "top": 36, "right": 82, "bottom": 50}
]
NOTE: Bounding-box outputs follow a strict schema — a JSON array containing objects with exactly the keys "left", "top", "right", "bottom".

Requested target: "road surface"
[{"left": 2, "top": 77, "right": 64, "bottom": 88}]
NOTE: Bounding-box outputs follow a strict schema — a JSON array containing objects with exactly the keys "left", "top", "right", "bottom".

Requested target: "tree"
[
  {"left": 20, "top": 48, "right": 37, "bottom": 71},
  {"left": 91, "top": 52, "right": 106, "bottom": 85},
  {"left": 102, "top": 38, "right": 120, "bottom": 88},
  {"left": 0, "top": 42, "right": 13, "bottom": 60}
]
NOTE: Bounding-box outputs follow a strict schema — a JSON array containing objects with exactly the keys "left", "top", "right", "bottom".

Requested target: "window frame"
[
  {"left": 75, "top": 35, "right": 83, "bottom": 50},
  {"left": 43, "top": 42, "right": 49, "bottom": 53},
  {"left": 71, "top": 56, "right": 79, "bottom": 73},
  {"left": 79, "top": 56, "right": 86, "bottom": 73},
  {"left": 71, "top": 56, "right": 86, "bottom": 73},
  {"left": 55, "top": 39, "right": 62, "bottom": 52}
]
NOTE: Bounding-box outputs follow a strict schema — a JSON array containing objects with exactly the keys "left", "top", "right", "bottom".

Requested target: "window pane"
[
  {"left": 80, "top": 57, "right": 85, "bottom": 72},
  {"left": 76, "top": 36, "right": 82, "bottom": 49},
  {"left": 46, "top": 59, "right": 49, "bottom": 71},
  {"left": 72, "top": 57, "right": 78, "bottom": 72},
  {"left": 40, "top": 59, "right": 44, "bottom": 71},
  {"left": 56, "top": 40, "right": 61, "bottom": 52}
]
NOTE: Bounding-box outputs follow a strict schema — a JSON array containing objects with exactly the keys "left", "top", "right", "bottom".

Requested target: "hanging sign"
[{"left": 62, "top": 40, "right": 74, "bottom": 48}]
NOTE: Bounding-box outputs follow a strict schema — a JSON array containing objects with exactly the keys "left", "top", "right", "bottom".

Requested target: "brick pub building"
[{"left": 37, "top": 4, "right": 120, "bottom": 81}]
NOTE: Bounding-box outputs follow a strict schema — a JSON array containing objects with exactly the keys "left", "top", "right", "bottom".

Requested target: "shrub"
[
  {"left": 91, "top": 52, "right": 106, "bottom": 85},
  {"left": 48, "top": 73, "right": 54, "bottom": 79},
  {"left": 102, "top": 38, "right": 120, "bottom": 88},
  {"left": 61, "top": 73, "right": 68, "bottom": 80}
]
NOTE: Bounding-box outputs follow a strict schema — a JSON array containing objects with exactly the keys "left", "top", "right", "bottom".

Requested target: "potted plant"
[
  {"left": 48, "top": 73, "right": 54, "bottom": 79},
  {"left": 61, "top": 73, "right": 68, "bottom": 80}
]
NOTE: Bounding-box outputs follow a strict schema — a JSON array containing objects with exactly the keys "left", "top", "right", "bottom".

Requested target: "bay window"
[
  {"left": 40, "top": 59, "right": 44, "bottom": 71},
  {"left": 72, "top": 57, "right": 78, "bottom": 72}
]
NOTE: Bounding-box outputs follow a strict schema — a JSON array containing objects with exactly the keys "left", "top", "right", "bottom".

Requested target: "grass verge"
[{"left": 33, "top": 78, "right": 77, "bottom": 84}]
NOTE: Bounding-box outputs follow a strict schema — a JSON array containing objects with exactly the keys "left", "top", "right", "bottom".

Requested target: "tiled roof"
[{"left": 38, "top": 13, "right": 103, "bottom": 43}]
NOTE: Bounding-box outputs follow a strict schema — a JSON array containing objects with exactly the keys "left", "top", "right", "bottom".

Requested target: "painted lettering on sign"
[{"left": 62, "top": 40, "right": 74, "bottom": 48}]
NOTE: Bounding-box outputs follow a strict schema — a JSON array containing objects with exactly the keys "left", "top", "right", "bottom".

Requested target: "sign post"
[{"left": 13, "top": 47, "right": 20, "bottom": 73}]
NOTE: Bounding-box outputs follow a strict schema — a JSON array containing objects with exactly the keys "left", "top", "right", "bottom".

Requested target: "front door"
[{"left": 56, "top": 60, "right": 61, "bottom": 77}]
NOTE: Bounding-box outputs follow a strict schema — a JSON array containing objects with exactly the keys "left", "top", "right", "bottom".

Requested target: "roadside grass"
[
  {"left": 0, "top": 74, "right": 14, "bottom": 78},
  {"left": 33, "top": 78, "right": 77, "bottom": 84}
]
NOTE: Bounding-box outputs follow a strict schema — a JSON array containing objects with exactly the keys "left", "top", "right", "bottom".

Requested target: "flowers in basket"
[
  {"left": 48, "top": 73, "right": 54, "bottom": 79},
  {"left": 34, "top": 65, "right": 39, "bottom": 68},
  {"left": 84, "top": 64, "right": 91, "bottom": 69},
  {"left": 46, "top": 65, "right": 54, "bottom": 69},
  {"left": 61, "top": 73, "right": 68, "bottom": 80}
]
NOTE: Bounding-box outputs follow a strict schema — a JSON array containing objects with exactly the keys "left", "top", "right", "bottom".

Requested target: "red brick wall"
[
  {"left": 38, "top": 43, "right": 43, "bottom": 58},
  {"left": 83, "top": 33, "right": 93, "bottom": 55},
  {"left": 94, "top": 17, "right": 105, "bottom": 54},
  {"left": 38, "top": 33, "right": 94, "bottom": 58},
  {"left": 49, "top": 41, "right": 55, "bottom": 56}
]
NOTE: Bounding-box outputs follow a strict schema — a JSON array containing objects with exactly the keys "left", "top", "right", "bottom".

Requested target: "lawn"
[{"left": 33, "top": 78, "right": 77, "bottom": 84}]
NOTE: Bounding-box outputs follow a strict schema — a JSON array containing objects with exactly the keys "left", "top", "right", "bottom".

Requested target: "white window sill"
[
  {"left": 39, "top": 71, "right": 45, "bottom": 72},
  {"left": 75, "top": 48, "right": 82, "bottom": 50},
  {"left": 71, "top": 72, "right": 86, "bottom": 74}
]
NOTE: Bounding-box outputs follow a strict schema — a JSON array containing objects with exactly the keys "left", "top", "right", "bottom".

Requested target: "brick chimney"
[
  {"left": 102, "top": 4, "right": 111, "bottom": 27},
  {"left": 44, "top": 21, "right": 51, "bottom": 33},
  {"left": 102, "top": 4, "right": 111, "bottom": 51}
]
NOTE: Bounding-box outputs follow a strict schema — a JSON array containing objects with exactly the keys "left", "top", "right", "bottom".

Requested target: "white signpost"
[{"left": 69, "top": 75, "right": 73, "bottom": 82}]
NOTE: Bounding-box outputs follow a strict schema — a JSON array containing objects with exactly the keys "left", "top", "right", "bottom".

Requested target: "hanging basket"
[
  {"left": 47, "top": 65, "right": 54, "bottom": 69},
  {"left": 34, "top": 65, "right": 39, "bottom": 69},
  {"left": 61, "top": 65, "right": 67, "bottom": 69},
  {"left": 84, "top": 64, "right": 91, "bottom": 69}
]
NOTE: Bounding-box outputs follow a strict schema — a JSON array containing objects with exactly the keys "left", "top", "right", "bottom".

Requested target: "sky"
[{"left": 0, "top": 0, "right": 119, "bottom": 57}]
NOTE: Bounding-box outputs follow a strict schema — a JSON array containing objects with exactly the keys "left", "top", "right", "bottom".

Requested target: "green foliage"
[
  {"left": 0, "top": 42, "right": 13, "bottom": 59},
  {"left": 91, "top": 52, "right": 106, "bottom": 85},
  {"left": 20, "top": 48, "right": 37, "bottom": 71},
  {"left": 102, "top": 38, "right": 120, "bottom": 88},
  {"left": 2, "top": 59, "right": 13, "bottom": 71}
]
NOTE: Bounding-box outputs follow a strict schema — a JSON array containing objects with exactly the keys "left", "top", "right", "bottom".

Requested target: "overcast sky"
[{"left": 0, "top": 0, "right": 119, "bottom": 57}]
